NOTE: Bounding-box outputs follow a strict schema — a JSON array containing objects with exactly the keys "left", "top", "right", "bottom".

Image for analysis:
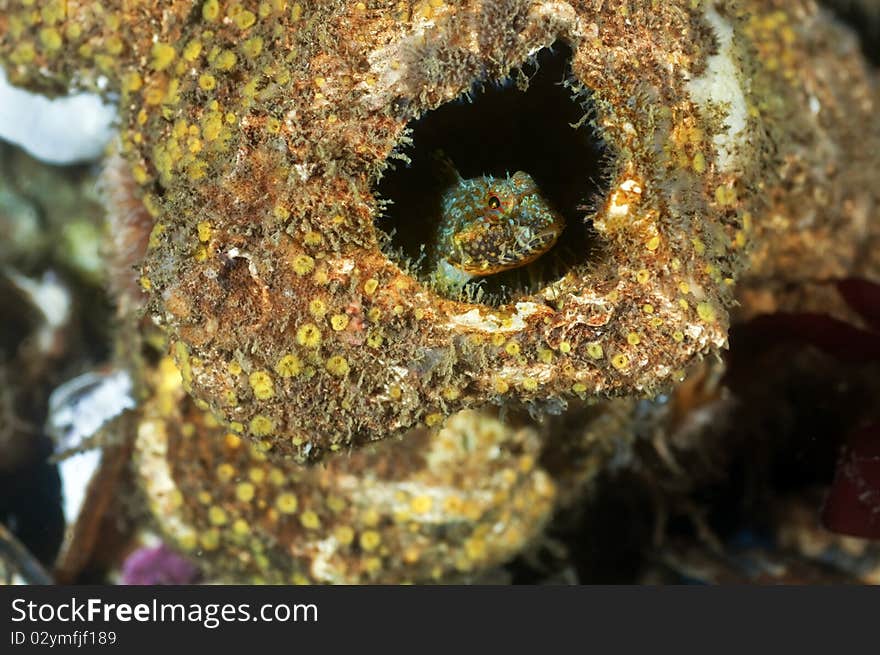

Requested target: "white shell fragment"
[
  {"left": 47, "top": 369, "right": 135, "bottom": 454},
  {"left": 0, "top": 68, "right": 116, "bottom": 164}
]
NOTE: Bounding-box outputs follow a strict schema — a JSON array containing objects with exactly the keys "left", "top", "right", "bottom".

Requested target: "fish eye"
[{"left": 487, "top": 195, "right": 501, "bottom": 209}]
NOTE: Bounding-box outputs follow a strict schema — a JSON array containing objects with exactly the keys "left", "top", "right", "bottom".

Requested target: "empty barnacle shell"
[{"left": 2, "top": 1, "right": 877, "bottom": 462}]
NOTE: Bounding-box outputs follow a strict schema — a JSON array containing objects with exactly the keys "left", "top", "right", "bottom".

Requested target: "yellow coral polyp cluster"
[
  {"left": 134, "top": 356, "right": 556, "bottom": 583},
  {"left": 2, "top": 0, "right": 876, "bottom": 467}
]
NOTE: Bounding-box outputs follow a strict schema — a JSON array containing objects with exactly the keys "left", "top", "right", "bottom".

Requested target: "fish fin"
[{"left": 431, "top": 149, "right": 462, "bottom": 185}]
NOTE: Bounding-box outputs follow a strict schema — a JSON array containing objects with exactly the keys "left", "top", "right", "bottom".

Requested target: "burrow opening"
[{"left": 373, "top": 42, "right": 611, "bottom": 306}]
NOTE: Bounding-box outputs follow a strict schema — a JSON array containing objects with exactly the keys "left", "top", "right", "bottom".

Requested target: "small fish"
[{"left": 430, "top": 156, "right": 565, "bottom": 290}]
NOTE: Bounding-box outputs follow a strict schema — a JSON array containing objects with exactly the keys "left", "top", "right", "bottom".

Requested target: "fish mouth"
[
  {"left": 444, "top": 207, "right": 567, "bottom": 277},
  {"left": 451, "top": 227, "right": 563, "bottom": 275},
  {"left": 509, "top": 226, "right": 563, "bottom": 259}
]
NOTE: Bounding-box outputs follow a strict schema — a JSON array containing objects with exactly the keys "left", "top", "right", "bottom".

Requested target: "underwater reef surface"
[
  {"left": 4, "top": 0, "right": 879, "bottom": 458},
  {"left": 0, "top": 1, "right": 879, "bottom": 584}
]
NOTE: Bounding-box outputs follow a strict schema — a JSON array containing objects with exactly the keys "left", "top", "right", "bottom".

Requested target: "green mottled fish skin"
[{"left": 433, "top": 170, "right": 565, "bottom": 288}]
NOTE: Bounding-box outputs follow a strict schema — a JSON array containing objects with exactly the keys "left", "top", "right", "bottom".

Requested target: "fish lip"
[
  {"left": 522, "top": 227, "right": 563, "bottom": 250},
  {"left": 539, "top": 227, "right": 563, "bottom": 242}
]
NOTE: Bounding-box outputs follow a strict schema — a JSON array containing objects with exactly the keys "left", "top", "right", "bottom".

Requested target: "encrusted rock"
[{"left": 2, "top": 2, "right": 877, "bottom": 464}]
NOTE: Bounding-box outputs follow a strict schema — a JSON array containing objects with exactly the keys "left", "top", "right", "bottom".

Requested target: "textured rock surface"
[
  {"left": 134, "top": 352, "right": 556, "bottom": 583},
  {"left": 3, "top": 1, "right": 877, "bottom": 461},
  {"left": 2, "top": 0, "right": 879, "bottom": 584}
]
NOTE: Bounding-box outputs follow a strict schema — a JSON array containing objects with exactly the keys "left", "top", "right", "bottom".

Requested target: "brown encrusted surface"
[
  {"left": 737, "top": 2, "right": 880, "bottom": 286},
  {"left": 131, "top": 335, "right": 731, "bottom": 583},
  {"left": 2, "top": 1, "right": 877, "bottom": 464},
  {"left": 134, "top": 355, "right": 556, "bottom": 583}
]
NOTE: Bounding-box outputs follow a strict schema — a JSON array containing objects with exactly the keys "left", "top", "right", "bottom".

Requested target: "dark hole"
[
  {"left": 820, "top": 0, "right": 880, "bottom": 66},
  {"left": 373, "top": 42, "right": 610, "bottom": 306}
]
